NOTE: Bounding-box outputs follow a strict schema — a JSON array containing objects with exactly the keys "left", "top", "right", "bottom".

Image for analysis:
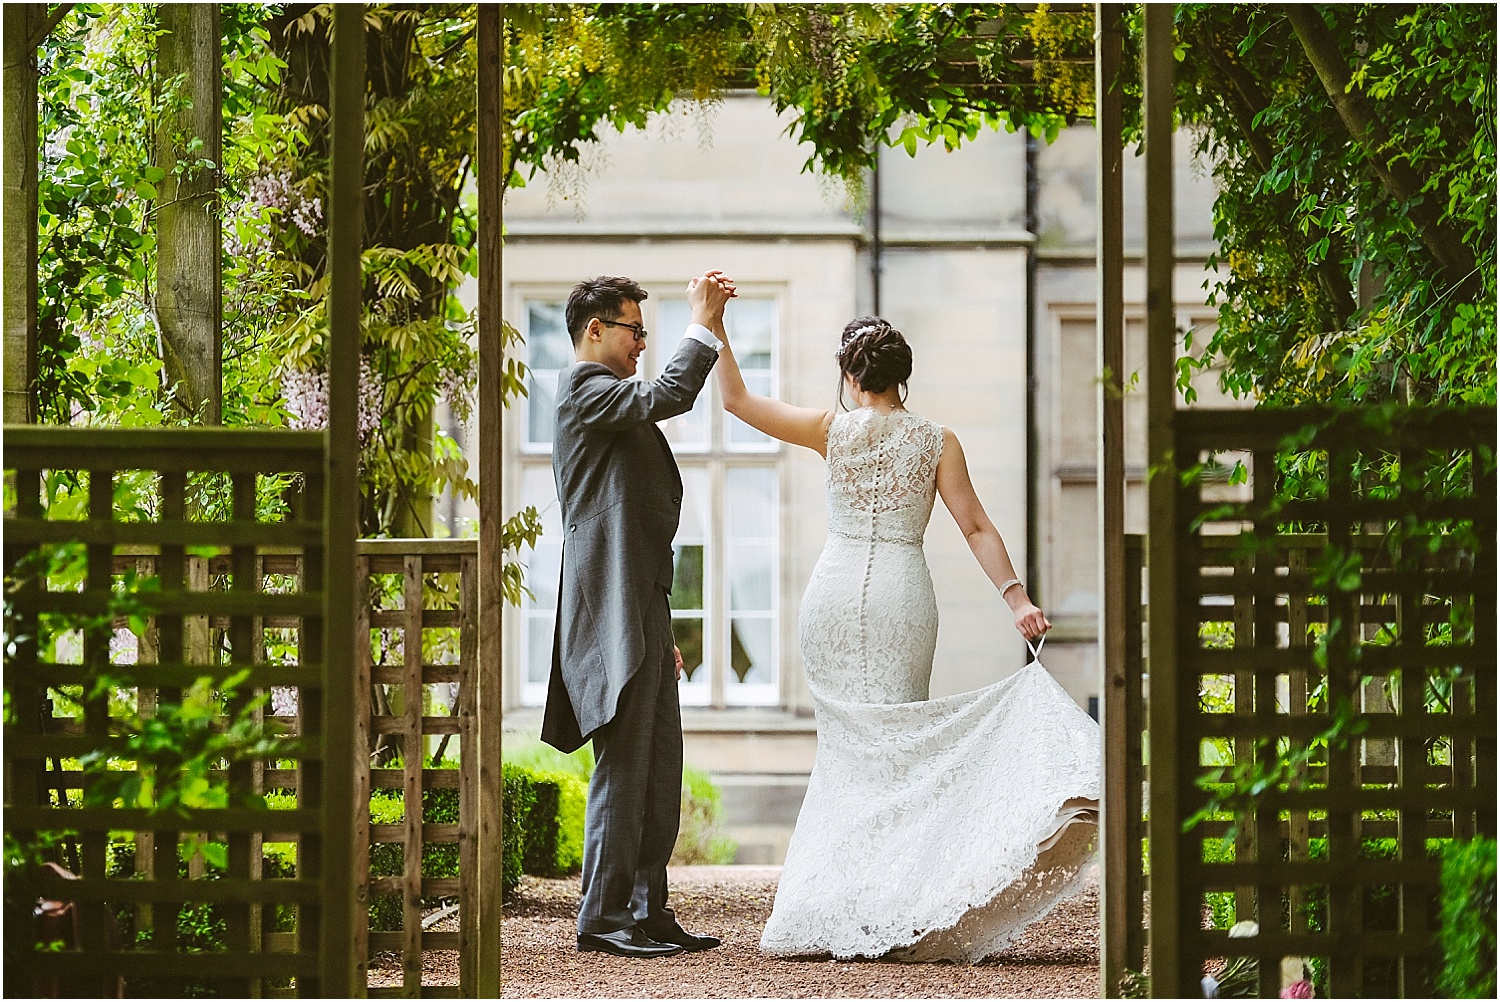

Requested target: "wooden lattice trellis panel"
[
  {"left": 1150, "top": 407, "right": 1496, "bottom": 997},
  {"left": 354, "top": 539, "right": 479, "bottom": 999},
  {"left": 4, "top": 428, "right": 343, "bottom": 995}
]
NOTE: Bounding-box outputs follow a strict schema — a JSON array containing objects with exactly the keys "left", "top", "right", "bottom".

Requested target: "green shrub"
[
  {"left": 520, "top": 770, "right": 587, "bottom": 877},
  {"left": 422, "top": 787, "right": 461, "bottom": 887},
  {"left": 1439, "top": 837, "right": 1497, "bottom": 998},
  {"left": 366, "top": 787, "right": 463, "bottom": 930},
  {"left": 673, "top": 766, "right": 737, "bottom": 865},
  {"left": 502, "top": 764, "right": 535, "bottom": 901},
  {"left": 501, "top": 732, "right": 736, "bottom": 872}
]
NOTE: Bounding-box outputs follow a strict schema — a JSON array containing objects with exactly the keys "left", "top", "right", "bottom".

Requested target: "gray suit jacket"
[{"left": 541, "top": 338, "right": 718, "bottom": 752}]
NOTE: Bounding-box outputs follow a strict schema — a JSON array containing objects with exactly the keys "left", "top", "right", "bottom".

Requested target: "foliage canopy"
[{"left": 504, "top": 3, "right": 1495, "bottom": 407}]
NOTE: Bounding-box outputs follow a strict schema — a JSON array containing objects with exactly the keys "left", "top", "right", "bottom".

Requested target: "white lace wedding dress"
[{"left": 759, "top": 408, "right": 1101, "bottom": 963}]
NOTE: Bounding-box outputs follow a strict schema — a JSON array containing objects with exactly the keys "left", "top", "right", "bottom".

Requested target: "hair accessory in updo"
[{"left": 836, "top": 316, "right": 912, "bottom": 399}]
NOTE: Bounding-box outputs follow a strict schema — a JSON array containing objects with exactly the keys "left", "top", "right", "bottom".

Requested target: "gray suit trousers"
[{"left": 577, "top": 586, "right": 682, "bottom": 934}]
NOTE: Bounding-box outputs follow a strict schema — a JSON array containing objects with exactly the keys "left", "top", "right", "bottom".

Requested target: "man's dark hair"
[{"left": 565, "top": 276, "right": 649, "bottom": 346}]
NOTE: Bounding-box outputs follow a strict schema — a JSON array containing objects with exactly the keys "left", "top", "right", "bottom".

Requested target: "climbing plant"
[
  {"left": 1173, "top": 4, "right": 1495, "bottom": 407},
  {"left": 33, "top": 4, "right": 488, "bottom": 539},
  {"left": 503, "top": 3, "right": 1494, "bottom": 409}
]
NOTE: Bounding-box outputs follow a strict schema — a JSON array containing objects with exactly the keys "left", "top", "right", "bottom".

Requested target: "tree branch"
[
  {"left": 1286, "top": 6, "right": 1476, "bottom": 289},
  {"left": 1195, "top": 23, "right": 1356, "bottom": 328},
  {"left": 30, "top": 3, "right": 76, "bottom": 48}
]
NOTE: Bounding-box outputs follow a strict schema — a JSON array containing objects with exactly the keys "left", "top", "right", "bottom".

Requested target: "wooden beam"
[
  {"left": 322, "top": 3, "right": 365, "bottom": 996},
  {"left": 475, "top": 5, "right": 504, "bottom": 997},
  {"left": 1142, "top": 4, "right": 1186, "bottom": 998},
  {"left": 3, "top": 4, "right": 42, "bottom": 424},
  {"left": 1094, "top": 4, "right": 1127, "bottom": 996}
]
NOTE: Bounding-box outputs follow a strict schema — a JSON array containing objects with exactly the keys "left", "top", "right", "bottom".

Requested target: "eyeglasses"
[{"left": 596, "top": 318, "right": 649, "bottom": 342}]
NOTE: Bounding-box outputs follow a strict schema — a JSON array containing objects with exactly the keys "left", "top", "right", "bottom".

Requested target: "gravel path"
[{"left": 500, "top": 865, "right": 1102, "bottom": 998}]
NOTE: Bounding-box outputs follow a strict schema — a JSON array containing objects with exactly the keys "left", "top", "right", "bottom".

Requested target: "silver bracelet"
[{"left": 999, "top": 578, "right": 1023, "bottom": 597}]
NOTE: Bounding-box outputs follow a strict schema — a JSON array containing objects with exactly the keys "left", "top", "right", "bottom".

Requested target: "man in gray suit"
[{"left": 542, "top": 272, "right": 735, "bottom": 958}]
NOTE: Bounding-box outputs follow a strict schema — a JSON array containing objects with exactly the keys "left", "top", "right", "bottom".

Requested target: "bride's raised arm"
[
  {"left": 712, "top": 313, "right": 834, "bottom": 455},
  {"left": 935, "top": 428, "right": 1051, "bottom": 640}
]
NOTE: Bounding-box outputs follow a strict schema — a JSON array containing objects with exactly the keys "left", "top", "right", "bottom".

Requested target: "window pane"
[
  {"left": 727, "top": 468, "right": 775, "bottom": 612},
  {"left": 527, "top": 533, "right": 562, "bottom": 608},
  {"left": 526, "top": 615, "right": 552, "bottom": 686},
  {"left": 672, "top": 467, "right": 709, "bottom": 614},
  {"left": 654, "top": 300, "right": 710, "bottom": 449},
  {"left": 678, "top": 467, "right": 709, "bottom": 540},
  {"left": 520, "top": 466, "right": 563, "bottom": 606},
  {"left": 728, "top": 541, "right": 772, "bottom": 611},
  {"left": 724, "top": 299, "right": 776, "bottom": 449},
  {"left": 670, "top": 544, "right": 704, "bottom": 611},
  {"left": 725, "top": 467, "right": 777, "bottom": 704},
  {"left": 729, "top": 616, "right": 774, "bottom": 686},
  {"left": 519, "top": 465, "right": 562, "bottom": 706},
  {"left": 727, "top": 467, "right": 777, "bottom": 540},
  {"left": 729, "top": 299, "right": 776, "bottom": 367},
  {"left": 672, "top": 616, "right": 705, "bottom": 681},
  {"left": 527, "top": 302, "right": 572, "bottom": 369},
  {"left": 525, "top": 301, "right": 571, "bottom": 446},
  {"left": 527, "top": 376, "right": 558, "bottom": 450}
]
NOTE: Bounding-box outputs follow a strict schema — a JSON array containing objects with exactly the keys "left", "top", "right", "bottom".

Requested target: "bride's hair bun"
[{"left": 837, "top": 316, "right": 912, "bottom": 394}]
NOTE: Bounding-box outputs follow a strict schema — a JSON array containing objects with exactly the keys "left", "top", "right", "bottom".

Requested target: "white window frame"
[{"left": 511, "top": 288, "right": 787, "bottom": 710}]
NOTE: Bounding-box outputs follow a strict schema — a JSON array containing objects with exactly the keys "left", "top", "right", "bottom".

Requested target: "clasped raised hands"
[{"left": 688, "top": 269, "right": 737, "bottom": 330}]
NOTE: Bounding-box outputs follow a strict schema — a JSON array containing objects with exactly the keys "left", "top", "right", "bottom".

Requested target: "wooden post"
[
  {"left": 1142, "top": 4, "right": 1187, "bottom": 997},
  {"left": 80, "top": 470, "right": 114, "bottom": 979},
  {"left": 226, "top": 473, "right": 257, "bottom": 997},
  {"left": 352, "top": 556, "right": 373, "bottom": 990},
  {"left": 457, "top": 553, "right": 479, "bottom": 994},
  {"left": 3, "top": 464, "right": 41, "bottom": 997},
  {"left": 321, "top": 4, "right": 364, "bottom": 995},
  {"left": 475, "top": 6, "right": 505, "bottom": 996},
  {"left": 401, "top": 556, "right": 424, "bottom": 991},
  {"left": 2, "top": 4, "right": 41, "bottom": 424},
  {"left": 1324, "top": 447, "right": 1361, "bottom": 998},
  {"left": 1286, "top": 544, "right": 1311, "bottom": 943},
  {"left": 1122, "top": 536, "right": 1147, "bottom": 981},
  {"left": 1094, "top": 4, "right": 1128, "bottom": 996},
  {"left": 135, "top": 556, "right": 159, "bottom": 937},
  {"left": 1393, "top": 488, "right": 1427, "bottom": 997},
  {"left": 1231, "top": 550, "right": 1254, "bottom": 922}
]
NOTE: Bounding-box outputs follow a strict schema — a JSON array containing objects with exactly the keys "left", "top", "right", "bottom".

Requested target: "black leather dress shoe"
[
  {"left": 640, "top": 920, "right": 721, "bottom": 952},
  {"left": 577, "top": 925, "right": 684, "bottom": 958}
]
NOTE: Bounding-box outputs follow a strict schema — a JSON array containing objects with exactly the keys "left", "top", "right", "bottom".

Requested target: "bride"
[{"left": 710, "top": 313, "right": 1100, "bottom": 962}]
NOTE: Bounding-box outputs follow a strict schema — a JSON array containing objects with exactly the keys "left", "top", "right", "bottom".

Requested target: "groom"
[{"left": 541, "top": 272, "right": 734, "bottom": 958}]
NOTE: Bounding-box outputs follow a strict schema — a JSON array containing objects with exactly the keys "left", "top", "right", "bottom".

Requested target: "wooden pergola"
[
  {"left": 4, "top": 4, "right": 1492, "bottom": 997},
  {"left": 0, "top": 2, "right": 1272, "bottom": 995}
]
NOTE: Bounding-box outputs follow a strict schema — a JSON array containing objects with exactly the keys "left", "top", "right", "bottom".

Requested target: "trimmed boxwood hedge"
[
  {"left": 1439, "top": 836, "right": 1497, "bottom": 998},
  {"left": 502, "top": 763, "right": 535, "bottom": 901},
  {"left": 519, "top": 770, "right": 587, "bottom": 877},
  {"left": 500, "top": 738, "right": 737, "bottom": 890}
]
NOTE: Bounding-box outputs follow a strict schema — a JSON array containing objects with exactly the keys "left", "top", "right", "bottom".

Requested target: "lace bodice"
[{"left": 825, "top": 409, "right": 944, "bottom": 545}]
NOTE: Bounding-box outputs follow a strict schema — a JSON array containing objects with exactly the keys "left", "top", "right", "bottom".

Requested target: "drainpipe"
[
  {"left": 1024, "top": 131, "right": 1040, "bottom": 617},
  {"left": 870, "top": 147, "right": 882, "bottom": 316}
]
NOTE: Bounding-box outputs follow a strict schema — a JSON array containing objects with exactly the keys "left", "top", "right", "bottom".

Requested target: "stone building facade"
[{"left": 493, "top": 93, "right": 1234, "bottom": 862}]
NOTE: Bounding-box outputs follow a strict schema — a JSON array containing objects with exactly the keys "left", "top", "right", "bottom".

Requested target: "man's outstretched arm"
[
  {"left": 568, "top": 271, "right": 734, "bottom": 431},
  {"left": 569, "top": 335, "right": 720, "bottom": 431}
]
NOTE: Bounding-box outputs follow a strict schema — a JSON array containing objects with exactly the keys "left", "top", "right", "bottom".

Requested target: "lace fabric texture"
[{"left": 760, "top": 408, "right": 1101, "bottom": 962}]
